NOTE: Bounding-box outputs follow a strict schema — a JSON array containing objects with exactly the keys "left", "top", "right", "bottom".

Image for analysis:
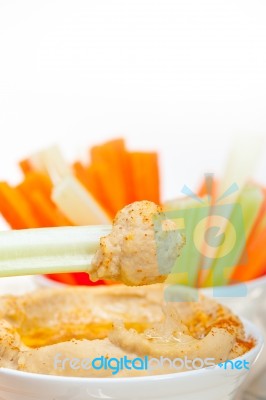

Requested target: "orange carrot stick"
[
  {"left": 73, "top": 162, "right": 103, "bottom": 206},
  {"left": 29, "top": 191, "right": 71, "bottom": 227},
  {"left": 197, "top": 178, "right": 218, "bottom": 199},
  {"left": 128, "top": 152, "right": 160, "bottom": 204},
  {"left": 245, "top": 187, "right": 266, "bottom": 247},
  {"left": 0, "top": 182, "right": 39, "bottom": 229},
  {"left": 18, "top": 174, "right": 71, "bottom": 227},
  {"left": 90, "top": 138, "right": 125, "bottom": 165},
  {"left": 73, "top": 161, "right": 113, "bottom": 216},
  {"left": 90, "top": 139, "right": 132, "bottom": 209},
  {"left": 18, "top": 172, "right": 53, "bottom": 198},
  {"left": 231, "top": 187, "right": 266, "bottom": 282},
  {"left": 85, "top": 164, "right": 112, "bottom": 212},
  {"left": 19, "top": 159, "right": 33, "bottom": 175},
  {"left": 89, "top": 162, "right": 120, "bottom": 216},
  {"left": 73, "top": 161, "right": 91, "bottom": 189},
  {"left": 46, "top": 273, "right": 78, "bottom": 286},
  {"left": 231, "top": 226, "right": 266, "bottom": 282}
]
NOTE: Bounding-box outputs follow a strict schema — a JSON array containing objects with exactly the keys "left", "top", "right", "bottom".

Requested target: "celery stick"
[
  {"left": 203, "top": 185, "right": 263, "bottom": 287},
  {"left": 30, "top": 145, "right": 72, "bottom": 184},
  {"left": 164, "top": 196, "right": 209, "bottom": 287},
  {"left": 0, "top": 225, "right": 111, "bottom": 277},
  {"left": 52, "top": 176, "right": 111, "bottom": 225},
  {"left": 29, "top": 146, "right": 110, "bottom": 225},
  {"left": 218, "top": 135, "right": 263, "bottom": 198},
  {"left": 204, "top": 135, "right": 263, "bottom": 279}
]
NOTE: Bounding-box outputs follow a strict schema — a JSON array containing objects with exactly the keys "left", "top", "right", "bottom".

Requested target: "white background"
[{"left": 0, "top": 0, "right": 266, "bottom": 200}]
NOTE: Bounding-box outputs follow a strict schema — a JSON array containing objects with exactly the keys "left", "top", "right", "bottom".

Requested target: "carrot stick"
[
  {"left": 74, "top": 161, "right": 115, "bottom": 216},
  {"left": 18, "top": 172, "right": 53, "bottom": 198},
  {"left": 52, "top": 176, "right": 111, "bottom": 225},
  {"left": 90, "top": 139, "right": 132, "bottom": 209},
  {"left": 85, "top": 164, "right": 113, "bottom": 215},
  {"left": 73, "top": 161, "right": 91, "bottom": 189},
  {"left": 24, "top": 190, "right": 71, "bottom": 227},
  {"left": 245, "top": 187, "right": 266, "bottom": 246},
  {"left": 90, "top": 138, "right": 125, "bottom": 165},
  {"left": 73, "top": 162, "right": 108, "bottom": 211},
  {"left": 17, "top": 172, "right": 71, "bottom": 227},
  {"left": 231, "top": 187, "right": 266, "bottom": 282},
  {"left": 19, "top": 159, "right": 33, "bottom": 175},
  {"left": 231, "top": 214, "right": 266, "bottom": 282},
  {"left": 46, "top": 273, "right": 78, "bottom": 286},
  {"left": 203, "top": 185, "right": 263, "bottom": 287},
  {"left": 197, "top": 178, "right": 218, "bottom": 199},
  {"left": 128, "top": 152, "right": 160, "bottom": 204},
  {"left": 89, "top": 162, "right": 120, "bottom": 216},
  {"left": 0, "top": 182, "right": 39, "bottom": 229},
  {"left": 231, "top": 226, "right": 266, "bottom": 282},
  {"left": 72, "top": 272, "right": 105, "bottom": 286}
]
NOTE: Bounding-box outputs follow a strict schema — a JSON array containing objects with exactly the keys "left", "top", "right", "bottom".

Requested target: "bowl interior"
[{"left": 0, "top": 317, "right": 263, "bottom": 384}]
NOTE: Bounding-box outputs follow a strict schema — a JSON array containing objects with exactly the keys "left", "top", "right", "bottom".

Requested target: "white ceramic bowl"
[
  {"left": 0, "top": 319, "right": 263, "bottom": 400},
  {"left": 201, "top": 274, "right": 266, "bottom": 318},
  {"left": 202, "top": 274, "right": 266, "bottom": 388}
]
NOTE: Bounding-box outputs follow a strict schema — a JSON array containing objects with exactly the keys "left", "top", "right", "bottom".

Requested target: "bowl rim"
[{"left": 0, "top": 318, "right": 263, "bottom": 384}]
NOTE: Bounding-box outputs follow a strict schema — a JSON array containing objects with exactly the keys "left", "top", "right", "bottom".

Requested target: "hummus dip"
[
  {"left": 90, "top": 200, "right": 185, "bottom": 285},
  {"left": 0, "top": 284, "right": 254, "bottom": 377}
]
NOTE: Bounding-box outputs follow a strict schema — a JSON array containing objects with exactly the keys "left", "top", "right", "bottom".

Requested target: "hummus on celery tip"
[
  {"left": 0, "top": 284, "right": 254, "bottom": 377},
  {"left": 90, "top": 200, "right": 185, "bottom": 286}
]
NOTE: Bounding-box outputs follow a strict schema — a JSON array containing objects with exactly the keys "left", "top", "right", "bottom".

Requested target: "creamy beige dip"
[
  {"left": 90, "top": 201, "right": 185, "bottom": 285},
  {"left": 0, "top": 284, "right": 254, "bottom": 377}
]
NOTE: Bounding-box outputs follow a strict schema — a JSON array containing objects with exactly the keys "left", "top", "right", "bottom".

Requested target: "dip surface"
[{"left": 0, "top": 284, "right": 254, "bottom": 377}]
